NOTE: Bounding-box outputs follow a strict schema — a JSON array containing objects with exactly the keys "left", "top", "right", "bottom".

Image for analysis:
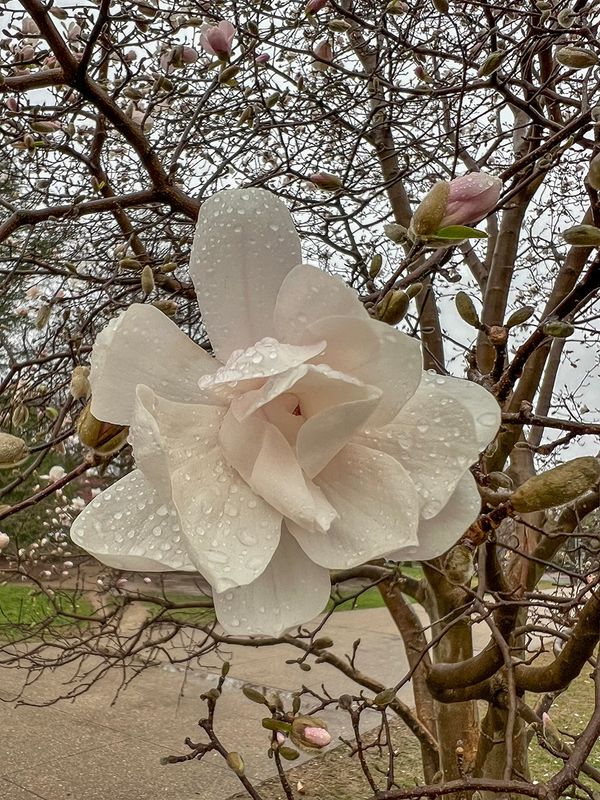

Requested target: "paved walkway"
[{"left": 0, "top": 607, "right": 493, "bottom": 800}]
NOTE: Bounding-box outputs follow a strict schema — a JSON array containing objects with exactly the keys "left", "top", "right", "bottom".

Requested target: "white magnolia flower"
[{"left": 71, "top": 188, "right": 500, "bottom": 636}]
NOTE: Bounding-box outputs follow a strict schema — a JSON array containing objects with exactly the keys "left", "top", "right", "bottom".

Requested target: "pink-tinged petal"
[
  {"left": 89, "top": 304, "right": 217, "bottom": 426},
  {"left": 219, "top": 409, "right": 337, "bottom": 534},
  {"left": 431, "top": 374, "right": 500, "bottom": 449},
  {"left": 440, "top": 173, "right": 501, "bottom": 227},
  {"left": 228, "top": 362, "right": 381, "bottom": 477},
  {"left": 306, "top": 316, "right": 423, "bottom": 427},
  {"left": 273, "top": 264, "right": 368, "bottom": 344},
  {"left": 190, "top": 188, "right": 301, "bottom": 361},
  {"left": 132, "top": 391, "right": 282, "bottom": 593},
  {"left": 213, "top": 529, "right": 331, "bottom": 636},
  {"left": 197, "top": 337, "right": 326, "bottom": 401},
  {"left": 289, "top": 444, "right": 420, "bottom": 569},
  {"left": 199, "top": 26, "right": 217, "bottom": 56},
  {"left": 129, "top": 385, "right": 225, "bottom": 503},
  {"left": 355, "top": 372, "right": 499, "bottom": 518},
  {"left": 388, "top": 471, "right": 480, "bottom": 562},
  {"left": 70, "top": 470, "right": 195, "bottom": 572}
]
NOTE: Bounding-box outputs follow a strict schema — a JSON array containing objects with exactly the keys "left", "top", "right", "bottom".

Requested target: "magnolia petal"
[
  {"left": 273, "top": 264, "right": 368, "bottom": 344},
  {"left": 70, "top": 470, "right": 194, "bottom": 572},
  {"left": 389, "top": 471, "right": 481, "bottom": 562},
  {"left": 129, "top": 385, "right": 225, "bottom": 503},
  {"left": 219, "top": 409, "right": 337, "bottom": 534},
  {"left": 190, "top": 188, "right": 301, "bottom": 361},
  {"left": 356, "top": 372, "right": 497, "bottom": 518},
  {"left": 306, "top": 316, "right": 423, "bottom": 427},
  {"left": 429, "top": 373, "right": 500, "bottom": 449},
  {"left": 90, "top": 304, "right": 216, "bottom": 425},
  {"left": 134, "top": 392, "right": 282, "bottom": 593},
  {"left": 289, "top": 444, "right": 420, "bottom": 569},
  {"left": 213, "top": 530, "right": 331, "bottom": 636},
  {"left": 197, "top": 338, "right": 326, "bottom": 401},
  {"left": 228, "top": 363, "right": 381, "bottom": 478}
]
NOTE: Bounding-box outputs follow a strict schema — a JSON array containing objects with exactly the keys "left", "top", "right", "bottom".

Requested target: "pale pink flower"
[
  {"left": 439, "top": 173, "right": 502, "bottom": 227},
  {"left": 306, "top": 0, "right": 328, "bottom": 12},
  {"left": 70, "top": 188, "right": 500, "bottom": 637},
  {"left": 199, "top": 20, "right": 236, "bottom": 60}
]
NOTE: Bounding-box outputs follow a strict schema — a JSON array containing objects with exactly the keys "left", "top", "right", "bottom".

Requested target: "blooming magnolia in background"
[
  {"left": 0, "top": 532, "right": 9, "bottom": 551},
  {"left": 199, "top": 20, "right": 236, "bottom": 60},
  {"left": 71, "top": 188, "right": 500, "bottom": 636}
]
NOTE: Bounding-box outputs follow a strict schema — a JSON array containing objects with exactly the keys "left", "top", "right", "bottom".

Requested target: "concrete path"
[{"left": 0, "top": 606, "right": 493, "bottom": 800}]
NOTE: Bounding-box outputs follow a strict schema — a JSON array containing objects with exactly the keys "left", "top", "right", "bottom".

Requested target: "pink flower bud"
[
  {"left": 290, "top": 716, "right": 331, "bottom": 750},
  {"left": 0, "top": 532, "right": 10, "bottom": 551},
  {"left": 255, "top": 53, "right": 270, "bottom": 64},
  {"left": 306, "top": 0, "right": 328, "bottom": 13},
  {"left": 275, "top": 731, "right": 286, "bottom": 745},
  {"left": 303, "top": 726, "right": 331, "bottom": 747},
  {"left": 313, "top": 39, "right": 333, "bottom": 71},
  {"left": 21, "top": 17, "right": 40, "bottom": 36},
  {"left": 6, "top": 97, "right": 18, "bottom": 112},
  {"left": 182, "top": 46, "right": 199, "bottom": 64},
  {"left": 439, "top": 172, "right": 502, "bottom": 228},
  {"left": 199, "top": 20, "right": 236, "bottom": 60},
  {"left": 309, "top": 171, "right": 343, "bottom": 191}
]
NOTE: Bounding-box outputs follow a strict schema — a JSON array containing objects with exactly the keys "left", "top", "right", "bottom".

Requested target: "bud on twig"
[
  {"left": 510, "top": 457, "right": 600, "bottom": 513},
  {"left": 542, "top": 320, "right": 575, "bottom": 338},
  {"left": 555, "top": 46, "right": 599, "bottom": 69},
  {"left": 140, "top": 265, "right": 155, "bottom": 295},
  {"left": 70, "top": 366, "right": 91, "bottom": 400},
  {"left": 562, "top": 224, "right": 600, "bottom": 247},
  {"left": 0, "top": 432, "right": 28, "bottom": 469},
  {"left": 78, "top": 405, "right": 128, "bottom": 456},
  {"left": 226, "top": 752, "right": 245, "bottom": 776},
  {"left": 455, "top": 291, "right": 480, "bottom": 328}
]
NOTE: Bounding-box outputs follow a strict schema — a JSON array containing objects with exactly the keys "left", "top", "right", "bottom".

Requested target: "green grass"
[{"left": 0, "top": 583, "right": 94, "bottom": 640}]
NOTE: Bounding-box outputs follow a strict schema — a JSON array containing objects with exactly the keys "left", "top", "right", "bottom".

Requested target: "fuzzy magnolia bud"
[
  {"left": 152, "top": 299, "right": 179, "bottom": 317},
  {"left": 384, "top": 223, "right": 408, "bottom": 244},
  {"left": 542, "top": 320, "right": 575, "bottom": 338},
  {"left": 290, "top": 717, "right": 331, "bottom": 750},
  {"left": 562, "top": 224, "right": 600, "bottom": 247},
  {"left": 542, "top": 712, "right": 564, "bottom": 751},
  {"left": 140, "top": 265, "right": 155, "bottom": 295},
  {"left": 510, "top": 457, "right": 600, "bottom": 513},
  {"left": 369, "top": 253, "right": 383, "bottom": 278},
  {"left": 306, "top": 0, "right": 328, "bottom": 12},
  {"left": 0, "top": 432, "right": 28, "bottom": 469},
  {"left": 225, "top": 752, "right": 245, "bottom": 776},
  {"left": 11, "top": 404, "right": 29, "bottom": 429},
  {"left": 70, "top": 366, "right": 91, "bottom": 400},
  {"left": 378, "top": 290, "right": 409, "bottom": 325},
  {"left": 587, "top": 154, "right": 600, "bottom": 190},
  {"left": 506, "top": 305, "right": 535, "bottom": 328},
  {"left": 78, "top": 405, "right": 128, "bottom": 456},
  {"left": 309, "top": 172, "right": 343, "bottom": 191},
  {"left": 444, "top": 543, "right": 474, "bottom": 584},
  {"left": 410, "top": 181, "right": 450, "bottom": 237},
  {"left": 555, "top": 46, "right": 599, "bottom": 69},
  {"left": 455, "top": 291, "right": 480, "bottom": 328},
  {"left": 478, "top": 50, "right": 506, "bottom": 77}
]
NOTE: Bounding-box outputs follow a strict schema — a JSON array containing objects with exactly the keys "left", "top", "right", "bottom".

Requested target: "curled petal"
[
  {"left": 274, "top": 264, "right": 368, "bottom": 344},
  {"left": 132, "top": 391, "right": 282, "bottom": 593},
  {"left": 289, "top": 444, "right": 420, "bottom": 568},
  {"left": 219, "top": 409, "right": 337, "bottom": 534},
  {"left": 190, "top": 188, "right": 301, "bottom": 361},
  {"left": 356, "top": 372, "right": 499, "bottom": 518},
  {"left": 389, "top": 471, "right": 481, "bottom": 562},
  {"left": 70, "top": 470, "right": 194, "bottom": 572},
  {"left": 213, "top": 530, "right": 331, "bottom": 636},
  {"left": 89, "top": 304, "right": 216, "bottom": 425}
]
